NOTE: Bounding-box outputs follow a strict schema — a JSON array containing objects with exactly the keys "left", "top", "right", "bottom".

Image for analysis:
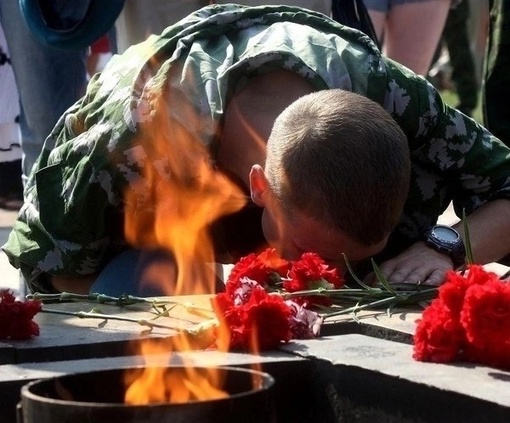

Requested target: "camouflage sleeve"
[
  {"left": 381, "top": 57, "right": 510, "bottom": 219},
  {"left": 2, "top": 51, "right": 149, "bottom": 293}
]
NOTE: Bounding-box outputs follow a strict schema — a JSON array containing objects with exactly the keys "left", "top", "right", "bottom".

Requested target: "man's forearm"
[{"left": 453, "top": 199, "right": 510, "bottom": 265}]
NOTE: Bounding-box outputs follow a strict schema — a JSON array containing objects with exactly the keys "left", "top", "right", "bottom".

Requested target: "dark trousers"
[
  {"left": 443, "top": 0, "right": 479, "bottom": 114},
  {"left": 484, "top": 0, "right": 510, "bottom": 147}
]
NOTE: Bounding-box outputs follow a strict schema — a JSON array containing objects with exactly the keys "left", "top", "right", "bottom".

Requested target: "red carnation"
[
  {"left": 212, "top": 287, "right": 291, "bottom": 351},
  {"left": 0, "top": 289, "right": 42, "bottom": 340},
  {"left": 284, "top": 252, "right": 344, "bottom": 306},
  {"left": 212, "top": 292, "right": 245, "bottom": 350},
  {"left": 226, "top": 248, "right": 290, "bottom": 295},
  {"left": 257, "top": 248, "right": 291, "bottom": 275},
  {"left": 241, "top": 289, "right": 292, "bottom": 350},
  {"left": 463, "top": 264, "right": 503, "bottom": 286},
  {"left": 460, "top": 279, "right": 510, "bottom": 370},
  {"left": 413, "top": 299, "right": 465, "bottom": 363},
  {"left": 287, "top": 252, "right": 344, "bottom": 290},
  {"left": 438, "top": 265, "right": 495, "bottom": 315},
  {"left": 438, "top": 270, "right": 470, "bottom": 315},
  {"left": 414, "top": 265, "right": 510, "bottom": 371}
]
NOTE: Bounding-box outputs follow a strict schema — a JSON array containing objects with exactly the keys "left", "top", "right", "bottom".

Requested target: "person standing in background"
[
  {"left": 87, "top": 30, "right": 117, "bottom": 79},
  {"left": 114, "top": 0, "right": 333, "bottom": 54},
  {"left": 428, "top": 0, "right": 481, "bottom": 117},
  {"left": 0, "top": 21, "right": 22, "bottom": 210},
  {"left": 0, "top": 0, "right": 88, "bottom": 184},
  {"left": 215, "top": 0, "right": 331, "bottom": 14},
  {"left": 363, "top": 0, "right": 452, "bottom": 76},
  {"left": 115, "top": 0, "right": 208, "bottom": 54},
  {"left": 484, "top": 0, "right": 510, "bottom": 147},
  {"left": 442, "top": 0, "right": 480, "bottom": 116}
]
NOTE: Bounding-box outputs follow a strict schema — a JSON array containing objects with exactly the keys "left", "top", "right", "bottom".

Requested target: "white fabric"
[
  {"left": 115, "top": 0, "right": 332, "bottom": 54},
  {"left": 0, "top": 21, "right": 21, "bottom": 163},
  {"left": 115, "top": 0, "right": 209, "bottom": 53},
  {"left": 215, "top": 0, "right": 331, "bottom": 15}
]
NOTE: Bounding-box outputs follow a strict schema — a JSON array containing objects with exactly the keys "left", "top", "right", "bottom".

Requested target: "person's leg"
[
  {"left": 89, "top": 249, "right": 226, "bottom": 297},
  {"left": 363, "top": 0, "right": 389, "bottom": 41},
  {"left": 0, "top": 0, "right": 87, "bottom": 180},
  {"left": 89, "top": 249, "right": 174, "bottom": 297},
  {"left": 443, "top": 0, "right": 479, "bottom": 116},
  {"left": 483, "top": 0, "right": 510, "bottom": 147},
  {"left": 384, "top": 0, "right": 451, "bottom": 76},
  {"left": 0, "top": 19, "right": 22, "bottom": 210},
  {"left": 115, "top": 0, "right": 208, "bottom": 53},
  {"left": 215, "top": 0, "right": 331, "bottom": 16}
]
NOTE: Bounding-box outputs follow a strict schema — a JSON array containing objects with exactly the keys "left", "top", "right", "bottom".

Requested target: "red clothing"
[{"left": 90, "top": 35, "right": 110, "bottom": 54}]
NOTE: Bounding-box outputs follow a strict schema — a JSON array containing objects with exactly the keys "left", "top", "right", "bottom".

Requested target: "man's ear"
[{"left": 249, "top": 164, "right": 269, "bottom": 207}]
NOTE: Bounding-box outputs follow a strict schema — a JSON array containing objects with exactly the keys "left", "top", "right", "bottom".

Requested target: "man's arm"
[
  {"left": 373, "top": 199, "right": 510, "bottom": 286},
  {"left": 454, "top": 199, "right": 510, "bottom": 264}
]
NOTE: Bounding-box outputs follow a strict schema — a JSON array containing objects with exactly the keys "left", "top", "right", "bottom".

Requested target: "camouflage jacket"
[{"left": 3, "top": 4, "right": 510, "bottom": 293}]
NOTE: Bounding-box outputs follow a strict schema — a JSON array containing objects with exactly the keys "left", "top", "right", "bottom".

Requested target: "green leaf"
[
  {"left": 343, "top": 254, "right": 372, "bottom": 289},
  {"left": 371, "top": 259, "right": 396, "bottom": 295},
  {"left": 267, "top": 272, "right": 283, "bottom": 286},
  {"left": 462, "top": 209, "right": 474, "bottom": 265},
  {"left": 308, "top": 279, "right": 334, "bottom": 290}
]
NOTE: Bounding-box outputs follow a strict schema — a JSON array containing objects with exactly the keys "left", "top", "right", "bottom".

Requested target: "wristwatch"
[{"left": 425, "top": 225, "right": 466, "bottom": 268}]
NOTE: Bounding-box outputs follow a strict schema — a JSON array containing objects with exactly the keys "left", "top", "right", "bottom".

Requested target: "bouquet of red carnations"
[
  {"left": 211, "top": 247, "right": 510, "bottom": 371},
  {"left": 413, "top": 264, "right": 510, "bottom": 370},
  {"left": 211, "top": 248, "right": 341, "bottom": 351},
  {"left": 210, "top": 247, "right": 436, "bottom": 351}
]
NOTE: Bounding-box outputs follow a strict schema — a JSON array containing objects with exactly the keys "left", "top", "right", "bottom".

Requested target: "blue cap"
[{"left": 19, "top": 0, "right": 124, "bottom": 50}]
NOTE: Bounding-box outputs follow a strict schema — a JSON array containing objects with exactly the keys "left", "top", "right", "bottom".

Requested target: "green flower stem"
[
  {"left": 462, "top": 209, "right": 474, "bottom": 265},
  {"left": 320, "top": 295, "right": 405, "bottom": 318},
  {"left": 27, "top": 292, "right": 176, "bottom": 306},
  {"left": 31, "top": 292, "right": 217, "bottom": 333},
  {"left": 40, "top": 307, "right": 184, "bottom": 331},
  {"left": 278, "top": 286, "right": 438, "bottom": 320},
  {"left": 280, "top": 287, "right": 437, "bottom": 301},
  {"left": 280, "top": 287, "right": 383, "bottom": 298},
  {"left": 28, "top": 293, "right": 216, "bottom": 319},
  {"left": 319, "top": 288, "right": 437, "bottom": 319}
]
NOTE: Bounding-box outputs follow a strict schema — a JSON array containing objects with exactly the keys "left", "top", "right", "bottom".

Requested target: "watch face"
[
  {"left": 426, "top": 225, "right": 466, "bottom": 268},
  {"left": 432, "top": 226, "right": 459, "bottom": 242}
]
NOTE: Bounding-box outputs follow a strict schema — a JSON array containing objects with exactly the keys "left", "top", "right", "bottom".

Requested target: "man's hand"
[{"left": 365, "top": 241, "right": 455, "bottom": 286}]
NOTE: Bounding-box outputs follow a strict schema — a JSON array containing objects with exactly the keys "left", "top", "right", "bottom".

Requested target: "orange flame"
[
  {"left": 122, "top": 83, "right": 246, "bottom": 403},
  {"left": 124, "top": 92, "right": 246, "bottom": 296},
  {"left": 124, "top": 339, "right": 227, "bottom": 405}
]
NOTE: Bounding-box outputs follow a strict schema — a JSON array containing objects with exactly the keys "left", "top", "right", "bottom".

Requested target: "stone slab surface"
[
  {"left": 0, "top": 292, "right": 423, "bottom": 365},
  {"left": 0, "top": 295, "right": 215, "bottom": 364},
  {"left": 1, "top": 294, "right": 508, "bottom": 422},
  {"left": 283, "top": 334, "right": 510, "bottom": 407},
  {"left": 3, "top": 334, "right": 509, "bottom": 423},
  {"left": 282, "top": 334, "right": 510, "bottom": 422}
]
